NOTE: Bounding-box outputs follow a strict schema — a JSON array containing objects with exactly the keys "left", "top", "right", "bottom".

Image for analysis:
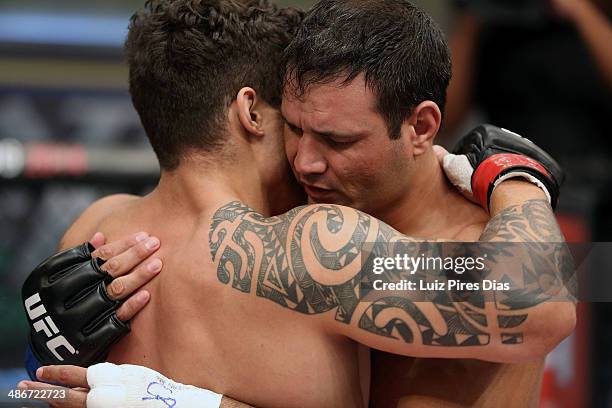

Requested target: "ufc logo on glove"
[
  {"left": 24, "top": 292, "right": 77, "bottom": 361},
  {"left": 21, "top": 243, "right": 130, "bottom": 380}
]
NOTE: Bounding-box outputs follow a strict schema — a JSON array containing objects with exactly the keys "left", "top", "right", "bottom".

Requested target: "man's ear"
[
  {"left": 236, "top": 87, "right": 265, "bottom": 137},
  {"left": 408, "top": 101, "right": 442, "bottom": 156}
]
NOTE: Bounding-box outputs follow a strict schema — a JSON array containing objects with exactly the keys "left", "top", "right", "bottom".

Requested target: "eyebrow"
[
  {"left": 281, "top": 115, "right": 361, "bottom": 139},
  {"left": 315, "top": 128, "right": 365, "bottom": 140},
  {"left": 281, "top": 115, "right": 301, "bottom": 131}
]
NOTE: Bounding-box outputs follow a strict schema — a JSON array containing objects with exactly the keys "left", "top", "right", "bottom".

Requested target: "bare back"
[
  {"left": 61, "top": 185, "right": 569, "bottom": 408},
  {"left": 62, "top": 194, "right": 366, "bottom": 408}
]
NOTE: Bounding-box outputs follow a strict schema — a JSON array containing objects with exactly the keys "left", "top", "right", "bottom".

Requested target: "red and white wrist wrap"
[{"left": 472, "top": 154, "right": 553, "bottom": 212}]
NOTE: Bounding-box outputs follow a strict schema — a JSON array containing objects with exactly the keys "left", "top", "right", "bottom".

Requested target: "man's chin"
[{"left": 307, "top": 194, "right": 349, "bottom": 207}]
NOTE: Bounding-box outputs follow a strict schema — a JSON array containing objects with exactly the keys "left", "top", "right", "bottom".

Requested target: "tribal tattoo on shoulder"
[
  {"left": 209, "top": 201, "right": 385, "bottom": 323},
  {"left": 209, "top": 200, "right": 574, "bottom": 348}
]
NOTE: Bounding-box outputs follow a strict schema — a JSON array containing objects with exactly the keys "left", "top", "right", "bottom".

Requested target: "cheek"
[
  {"left": 332, "top": 153, "right": 378, "bottom": 188},
  {"left": 283, "top": 131, "right": 297, "bottom": 163},
  {"left": 345, "top": 145, "right": 406, "bottom": 190}
]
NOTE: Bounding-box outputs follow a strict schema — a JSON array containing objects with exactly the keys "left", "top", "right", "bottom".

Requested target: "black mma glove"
[
  {"left": 449, "top": 124, "right": 564, "bottom": 212},
  {"left": 22, "top": 242, "right": 129, "bottom": 379}
]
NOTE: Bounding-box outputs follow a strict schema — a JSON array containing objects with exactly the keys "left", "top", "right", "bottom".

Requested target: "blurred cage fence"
[{"left": 0, "top": 0, "right": 611, "bottom": 407}]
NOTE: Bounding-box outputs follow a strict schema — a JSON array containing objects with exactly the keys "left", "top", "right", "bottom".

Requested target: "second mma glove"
[
  {"left": 22, "top": 243, "right": 129, "bottom": 379},
  {"left": 443, "top": 124, "right": 564, "bottom": 212}
]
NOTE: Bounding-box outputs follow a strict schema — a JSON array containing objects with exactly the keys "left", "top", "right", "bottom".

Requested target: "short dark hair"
[
  {"left": 126, "top": 0, "right": 304, "bottom": 170},
  {"left": 284, "top": 0, "right": 451, "bottom": 138}
]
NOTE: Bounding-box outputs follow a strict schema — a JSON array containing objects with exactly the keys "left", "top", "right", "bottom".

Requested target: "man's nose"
[{"left": 294, "top": 134, "right": 327, "bottom": 176}]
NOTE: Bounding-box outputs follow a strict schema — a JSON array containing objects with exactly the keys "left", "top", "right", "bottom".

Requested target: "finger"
[
  {"left": 91, "top": 231, "right": 149, "bottom": 262},
  {"left": 89, "top": 232, "right": 106, "bottom": 250},
  {"left": 18, "top": 380, "right": 87, "bottom": 408},
  {"left": 115, "top": 290, "right": 151, "bottom": 322},
  {"left": 99, "top": 236, "right": 161, "bottom": 278},
  {"left": 36, "top": 365, "right": 89, "bottom": 388},
  {"left": 106, "top": 258, "right": 162, "bottom": 300}
]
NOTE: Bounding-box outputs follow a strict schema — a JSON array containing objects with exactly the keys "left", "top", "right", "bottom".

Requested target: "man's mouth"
[{"left": 302, "top": 183, "right": 334, "bottom": 201}]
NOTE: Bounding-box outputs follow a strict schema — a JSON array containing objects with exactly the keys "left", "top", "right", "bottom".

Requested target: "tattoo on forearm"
[
  {"left": 209, "top": 199, "right": 573, "bottom": 348},
  {"left": 479, "top": 199, "right": 576, "bottom": 304}
]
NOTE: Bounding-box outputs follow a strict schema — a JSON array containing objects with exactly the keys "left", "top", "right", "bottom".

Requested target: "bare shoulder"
[{"left": 59, "top": 194, "right": 141, "bottom": 250}]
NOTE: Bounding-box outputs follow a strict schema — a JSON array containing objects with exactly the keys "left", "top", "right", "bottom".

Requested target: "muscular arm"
[
  {"left": 370, "top": 188, "right": 561, "bottom": 407},
  {"left": 209, "top": 183, "right": 575, "bottom": 363}
]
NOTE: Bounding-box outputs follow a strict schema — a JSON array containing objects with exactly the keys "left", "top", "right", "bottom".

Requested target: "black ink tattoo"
[
  {"left": 210, "top": 202, "right": 369, "bottom": 322},
  {"left": 209, "top": 199, "right": 574, "bottom": 349}
]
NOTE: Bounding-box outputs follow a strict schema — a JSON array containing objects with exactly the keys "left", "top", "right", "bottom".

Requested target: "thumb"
[{"left": 89, "top": 232, "right": 106, "bottom": 249}]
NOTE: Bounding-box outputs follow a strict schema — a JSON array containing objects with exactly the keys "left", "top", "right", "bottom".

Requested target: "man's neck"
[
  {"left": 374, "top": 153, "right": 488, "bottom": 240},
  {"left": 150, "top": 159, "right": 272, "bottom": 217}
]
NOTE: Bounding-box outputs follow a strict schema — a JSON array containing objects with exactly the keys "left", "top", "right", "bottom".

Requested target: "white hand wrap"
[
  {"left": 442, "top": 153, "right": 552, "bottom": 206},
  {"left": 86, "top": 363, "right": 222, "bottom": 408},
  {"left": 442, "top": 153, "right": 474, "bottom": 197}
]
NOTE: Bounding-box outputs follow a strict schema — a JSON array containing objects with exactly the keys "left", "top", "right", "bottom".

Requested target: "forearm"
[
  {"left": 570, "top": 1, "right": 612, "bottom": 89},
  {"left": 354, "top": 185, "right": 574, "bottom": 361},
  {"left": 488, "top": 180, "right": 546, "bottom": 218},
  {"left": 482, "top": 182, "right": 575, "bottom": 355},
  {"left": 484, "top": 182, "right": 576, "bottom": 298}
]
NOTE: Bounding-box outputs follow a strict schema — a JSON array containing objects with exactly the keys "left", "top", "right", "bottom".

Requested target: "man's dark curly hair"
[
  {"left": 126, "top": 0, "right": 304, "bottom": 170},
  {"left": 284, "top": 0, "right": 451, "bottom": 139}
]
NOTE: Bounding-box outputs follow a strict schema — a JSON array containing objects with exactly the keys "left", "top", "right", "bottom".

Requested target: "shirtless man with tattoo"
[
  {"left": 280, "top": 2, "right": 569, "bottom": 406},
  {"left": 20, "top": 1, "right": 575, "bottom": 407}
]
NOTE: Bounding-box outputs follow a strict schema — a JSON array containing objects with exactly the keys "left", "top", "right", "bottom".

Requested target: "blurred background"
[{"left": 0, "top": 0, "right": 610, "bottom": 406}]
